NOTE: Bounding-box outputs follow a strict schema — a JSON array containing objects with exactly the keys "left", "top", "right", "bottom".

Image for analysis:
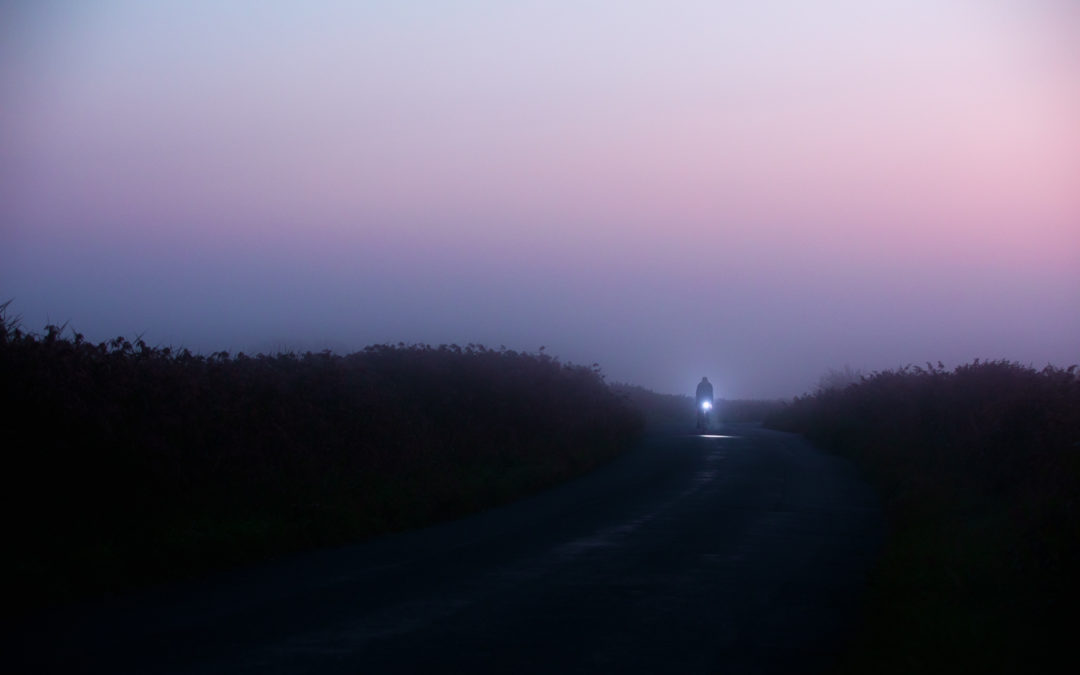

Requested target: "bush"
[
  {"left": 610, "top": 383, "right": 785, "bottom": 430},
  {"left": 766, "top": 360, "right": 1080, "bottom": 673},
  {"left": 1, "top": 306, "right": 642, "bottom": 612}
]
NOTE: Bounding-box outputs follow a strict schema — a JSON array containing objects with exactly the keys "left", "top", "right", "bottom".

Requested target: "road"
[{"left": 11, "top": 424, "right": 883, "bottom": 674}]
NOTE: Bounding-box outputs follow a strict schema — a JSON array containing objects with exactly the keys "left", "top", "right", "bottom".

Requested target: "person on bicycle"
[{"left": 696, "top": 377, "right": 714, "bottom": 431}]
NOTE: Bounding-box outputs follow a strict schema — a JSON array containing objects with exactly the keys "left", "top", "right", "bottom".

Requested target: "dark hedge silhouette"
[
  {"left": 716, "top": 398, "right": 787, "bottom": 424},
  {"left": 765, "top": 360, "right": 1080, "bottom": 673},
  {"left": 610, "top": 383, "right": 785, "bottom": 431},
  {"left": 1, "top": 307, "right": 642, "bottom": 613}
]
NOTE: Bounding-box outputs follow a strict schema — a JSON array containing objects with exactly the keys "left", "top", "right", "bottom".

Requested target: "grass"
[
  {"left": 765, "top": 360, "right": 1079, "bottom": 674},
  {"left": 1, "top": 305, "right": 643, "bottom": 614}
]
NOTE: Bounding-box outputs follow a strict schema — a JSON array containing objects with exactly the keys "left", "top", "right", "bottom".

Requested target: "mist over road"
[{"left": 12, "top": 425, "right": 882, "bottom": 674}]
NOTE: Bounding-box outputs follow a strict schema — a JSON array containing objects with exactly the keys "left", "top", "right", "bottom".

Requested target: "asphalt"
[{"left": 10, "top": 423, "right": 883, "bottom": 674}]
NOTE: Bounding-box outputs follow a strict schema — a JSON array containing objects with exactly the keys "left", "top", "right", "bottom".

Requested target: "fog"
[{"left": 2, "top": 0, "right": 1078, "bottom": 398}]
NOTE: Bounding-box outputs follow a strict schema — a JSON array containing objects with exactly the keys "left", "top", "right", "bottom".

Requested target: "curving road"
[{"left": 11, "top": 424, "right": 882, "bottom": 674}]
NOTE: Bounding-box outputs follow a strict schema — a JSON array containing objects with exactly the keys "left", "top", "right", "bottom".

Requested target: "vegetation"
[
  {"left": 609, "top": 383, "right": 694, "bottom": 430},
  {"left": 716, "top": 398, "right": 787, "bottom": 424},
  {"left": 766, "top": 360, "right": 1080, "bottom": 673},
  {"left": 611, "top": 383, "right": 785, "bottom": 430},
  {"left": 1, "top": 306, "right": 642, "bottom": 614}
]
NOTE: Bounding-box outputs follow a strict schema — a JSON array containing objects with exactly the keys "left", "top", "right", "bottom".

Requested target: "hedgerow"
[
  {"left": 1, "top": 305, "right": 642, "bottom": 612},
  {"left": 766, "top": 360, "right": 1080, "bottom": 673}
]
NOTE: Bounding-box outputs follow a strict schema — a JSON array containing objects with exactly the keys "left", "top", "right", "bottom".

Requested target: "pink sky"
[{"left": 2, "top": 0, "right": 1077, "bottom": 396}]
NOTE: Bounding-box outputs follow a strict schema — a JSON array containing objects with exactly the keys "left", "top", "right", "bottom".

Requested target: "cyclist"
[{"left": 696, "top": 377, "right": 714, "bottom": 431}]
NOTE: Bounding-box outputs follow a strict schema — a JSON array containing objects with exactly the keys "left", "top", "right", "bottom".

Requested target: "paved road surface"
[{"left": 11, "top": 424, "right": 882, "bottom": 674}]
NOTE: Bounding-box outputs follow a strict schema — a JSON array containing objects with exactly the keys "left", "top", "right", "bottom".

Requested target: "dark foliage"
[
  {"left": 609, "top": 383, "right": 694, "bottom": 431},
  {"left": 1, "top": 307, "right": 642, "bottom": 613},
  {"left": 610, "top": 383, "right": 785, "bottom": 431},
  {"left": 716, "top": 398, "right": 787, "bottom": 424},
  {"left": 766, "top": 360, "right": 1080, "bottom": 673}
]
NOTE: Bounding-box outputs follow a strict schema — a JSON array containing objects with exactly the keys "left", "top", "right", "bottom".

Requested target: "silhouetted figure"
[{"left": 696, "top": 377, "right": 714, "bottom": 432}]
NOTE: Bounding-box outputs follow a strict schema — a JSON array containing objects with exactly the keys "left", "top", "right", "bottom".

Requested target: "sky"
[{"left": 1, "top": 0, "right": 1078, "bottom": 398}]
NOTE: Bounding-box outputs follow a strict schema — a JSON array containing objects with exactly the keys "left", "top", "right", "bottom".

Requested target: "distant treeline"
[
  {"left": 765, "top": 360, "right": 1080, "bottom": 673},
  {"left": 611, "top": 382, "right": 784, "bottom": 430},
  {"left": 2, "top": 309, "right": 642, "bottom": 612}
]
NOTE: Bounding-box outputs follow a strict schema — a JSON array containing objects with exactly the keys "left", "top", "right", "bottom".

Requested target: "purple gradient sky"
[{"left": 2, "top": 0, "right": 1078, "bottom": 397}]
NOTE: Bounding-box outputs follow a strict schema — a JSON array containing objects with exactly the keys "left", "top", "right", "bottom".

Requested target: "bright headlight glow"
[{"left": 701, "top": 401, "right": 713, "bottom": 411}]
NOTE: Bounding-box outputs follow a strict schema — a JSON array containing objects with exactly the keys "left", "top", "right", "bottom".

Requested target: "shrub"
[
  {"left": 1, "top": 306, "right": 642, "bottom": 612},
  {"left": 766, "top": 360, "right": 1080, "bottom": 673},
  {"left": 610, "top": 383, "right": 785, "bottom": 430}
]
